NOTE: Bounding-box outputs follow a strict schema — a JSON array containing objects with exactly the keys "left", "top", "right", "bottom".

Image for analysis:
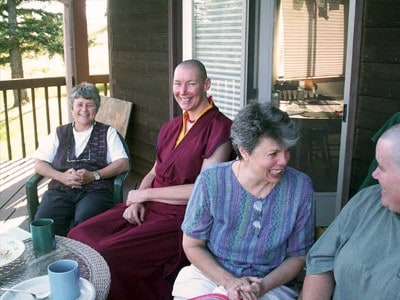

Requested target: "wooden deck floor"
[
  {"left": 0, "top": 158, "right": 138, "bottom": 233},
  {"left": 0, "top": 158, "right": 36, "bottom": 232}
]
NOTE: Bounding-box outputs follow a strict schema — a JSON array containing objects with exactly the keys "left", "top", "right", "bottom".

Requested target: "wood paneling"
[
  {"left": 348, "top": 0, "right": 400, "bottom": 199},
  {"left": 108, "top": 0, "right": 181, "bottom": 183},
  {"left": 361, "top": 28, "right": 400, "bottom": 64},
  {"left": 364, "top": 0, "right": 400, "bottom": 27}
]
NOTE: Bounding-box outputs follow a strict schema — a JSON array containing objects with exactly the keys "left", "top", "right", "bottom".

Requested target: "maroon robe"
[{"left": 68, "top": 106, "right": 233, "bottom": 300}]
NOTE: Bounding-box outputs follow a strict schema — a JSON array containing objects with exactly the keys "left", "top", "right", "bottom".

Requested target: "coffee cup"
[
  {"left": 30, "top": 218, "right": 56, "bottom": 253},
  {"left": 48, "top": 259, "right": 81, "bottom": 300}
]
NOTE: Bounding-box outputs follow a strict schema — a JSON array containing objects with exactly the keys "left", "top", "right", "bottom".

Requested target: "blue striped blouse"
[{"left": 182, "top": 161, "right": 315, "bottom": 278}]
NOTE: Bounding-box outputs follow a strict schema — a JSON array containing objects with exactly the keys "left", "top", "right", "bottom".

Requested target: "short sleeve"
[
  {"left": 203, "top": 114, "right": 232, "bottom": 158},
  {"left": 182, "top": 172, "right": 213, "bottom": 240},
  {"left": 32, "top": 130, "right": 59, "bottom": 162},
  {"left": 106, "top": 127, "right": 129, "bottom": 163},
  {"left": 286, "top": 175, "right": 315, "bottom": 256},
  {"left": 306, "top": 186, "right": 375, "bottom": 275}
]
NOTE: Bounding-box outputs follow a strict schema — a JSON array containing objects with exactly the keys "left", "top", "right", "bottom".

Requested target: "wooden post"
[
  {"left": 72, "top": 0, "right": 90, "bottom": 84},
  {"left": 60, "top": 0, "right": 90, "bottom": 122}
]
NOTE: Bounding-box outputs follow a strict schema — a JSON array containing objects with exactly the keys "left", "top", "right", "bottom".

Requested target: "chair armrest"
[
  {"left": 113, "top": 172, "right": 127, "bottom": 205},
  {"left": 112, "top": 132, "right": 131, "bottom": 205},
  {"left": 25, "top": 173, "right": 44, "bottom": 222}
]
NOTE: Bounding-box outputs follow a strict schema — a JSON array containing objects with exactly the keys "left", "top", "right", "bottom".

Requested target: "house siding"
[
  {"left": 349, "top": 0, "right": 400, "bottom": 197},
  {"left": 108, "top": 0, "right": 178, "bottom": 183}
]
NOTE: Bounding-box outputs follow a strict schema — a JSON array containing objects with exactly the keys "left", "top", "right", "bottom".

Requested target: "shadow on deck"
[{"left": 0, "top": 159, "right": 138, "bottom": 233}]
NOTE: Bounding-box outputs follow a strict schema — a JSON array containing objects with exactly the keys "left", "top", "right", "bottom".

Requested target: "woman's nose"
[{"left": 179, "top": 84, "right": 188, "bottom": 94}]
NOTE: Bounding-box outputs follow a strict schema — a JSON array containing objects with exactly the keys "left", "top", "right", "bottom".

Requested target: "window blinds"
[
  {"left": 193, "top": 0, "right": 246, "bottom": 120},
  {"left": 279, "top": 0, "right": 346, "bottom": 79}
]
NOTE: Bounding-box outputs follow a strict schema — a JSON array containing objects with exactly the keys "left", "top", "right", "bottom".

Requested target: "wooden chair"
[
  {"left": 25, "top": 96, "right": 133, "bottom": 221},
  {"left": 96, "top": 96, "right": 132, "bottom": 138}
]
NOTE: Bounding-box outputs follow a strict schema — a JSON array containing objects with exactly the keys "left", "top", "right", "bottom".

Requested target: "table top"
[
  {"left": 0, "top": 232, "right": 110, "bottom": 300},
  {"left": 279, "top": 99, "right": 343, "bottom": 119}
]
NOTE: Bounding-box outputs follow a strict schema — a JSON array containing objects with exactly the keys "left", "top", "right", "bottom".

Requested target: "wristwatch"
[{"left": 93, "top": 171, "right": 101, "bottom": 181}]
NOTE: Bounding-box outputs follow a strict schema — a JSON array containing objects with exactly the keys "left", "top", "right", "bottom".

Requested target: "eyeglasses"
[
  {"left": 66, "top": 148, "right": 91, "bottom": 163},
  {"left": 252, "top": 200, "right": 263, "bottom": 236}
]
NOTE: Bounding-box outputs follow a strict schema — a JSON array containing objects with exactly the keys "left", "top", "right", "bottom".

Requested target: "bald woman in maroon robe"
[{"left": 68, "top": 59, "right": 234, "bottom": 300}]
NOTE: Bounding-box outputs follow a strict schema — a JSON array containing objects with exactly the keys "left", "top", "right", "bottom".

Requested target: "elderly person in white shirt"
[{"left": 33, "top": 82, "right": 129, "bottom": 236}]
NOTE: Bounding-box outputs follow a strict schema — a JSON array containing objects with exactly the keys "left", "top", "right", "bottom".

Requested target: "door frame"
[
  {"left": 259, "top": 0, "right": 362, "bottom": 224},
  {"left": 181, "top": 0, "right": 364, "bottom": 224},
  {"left": 335, "top": 0, "right": 364, "bottom": 212}
]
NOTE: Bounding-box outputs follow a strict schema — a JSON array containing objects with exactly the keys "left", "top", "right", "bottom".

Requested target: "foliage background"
[
  {"left": 0, "top": 0, "right": 108, "bottom": 161},
  {"left": 0, "top": 0, "right": 108, "bottom": 80}
]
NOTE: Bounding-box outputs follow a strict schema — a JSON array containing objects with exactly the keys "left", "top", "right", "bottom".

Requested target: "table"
[
  {"left": 279, "top": 99, "right": 343, "bottom": 191},
  {"left": 0, "top": 233, "right": 110, "bottom": 300},
  {"left": 279, "top": 99, "right": 343, "bottom": 119}
]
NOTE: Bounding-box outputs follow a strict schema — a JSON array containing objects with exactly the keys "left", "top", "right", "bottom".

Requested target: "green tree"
[{"left": 0, "top": 0, "right": 64, "bottom": 105}]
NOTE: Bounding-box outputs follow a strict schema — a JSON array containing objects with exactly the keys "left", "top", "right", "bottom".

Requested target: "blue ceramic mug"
[{"left": 48, "top": 259, "right": 80, "bottom": 300}]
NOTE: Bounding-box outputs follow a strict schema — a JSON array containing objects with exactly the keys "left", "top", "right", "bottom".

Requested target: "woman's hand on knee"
[{"left": 122, "top": 203, "right": 145, "bottom": 224}]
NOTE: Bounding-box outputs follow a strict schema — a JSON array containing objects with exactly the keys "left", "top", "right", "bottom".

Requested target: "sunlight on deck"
[
  {"left": 0, "top": 216, "right": 27, "bottom": 232},
  {"left": 1, "top": 159, "right": 36, "bottom": 232}
]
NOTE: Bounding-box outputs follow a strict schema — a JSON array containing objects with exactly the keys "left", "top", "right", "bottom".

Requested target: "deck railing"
[{"left": 0, "top": 75, "right": 109, "bottom": 161}]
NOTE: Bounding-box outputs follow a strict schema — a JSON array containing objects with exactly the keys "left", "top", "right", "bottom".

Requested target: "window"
[
  {"left": 189, "top": 0, "right": 248, "bottom": 119},
  {"left": 277, "top": 0, "right": 346, "bottom": 79}
]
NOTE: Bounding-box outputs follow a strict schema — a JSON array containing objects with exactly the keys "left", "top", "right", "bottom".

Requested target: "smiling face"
[
  {"left": 172, "top": 64, "right": 211, "bottom": 114},
  {"left": 372, "top": 138, "right": 400, "bottom": 213},
  {"left": 71, "top": 97, "right": 97, "bottom": 131},
  {"left": 240, "top": 137, "right": 291, "bottom": 184}
]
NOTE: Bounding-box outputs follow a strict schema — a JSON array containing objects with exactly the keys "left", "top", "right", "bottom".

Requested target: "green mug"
[{"left": 30, "top": 218, "right": 56, "bottom": 253}]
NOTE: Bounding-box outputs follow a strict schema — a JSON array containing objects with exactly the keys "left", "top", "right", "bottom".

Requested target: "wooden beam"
[
  {"left": 168, "top": 0, "right": 183, "bottom": 118},
  {"left": 63, "top": 1, "right": 73, "bottom": 94},
  {"left": 72, "top": 0, "right": 89, "bottom": 84}
]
